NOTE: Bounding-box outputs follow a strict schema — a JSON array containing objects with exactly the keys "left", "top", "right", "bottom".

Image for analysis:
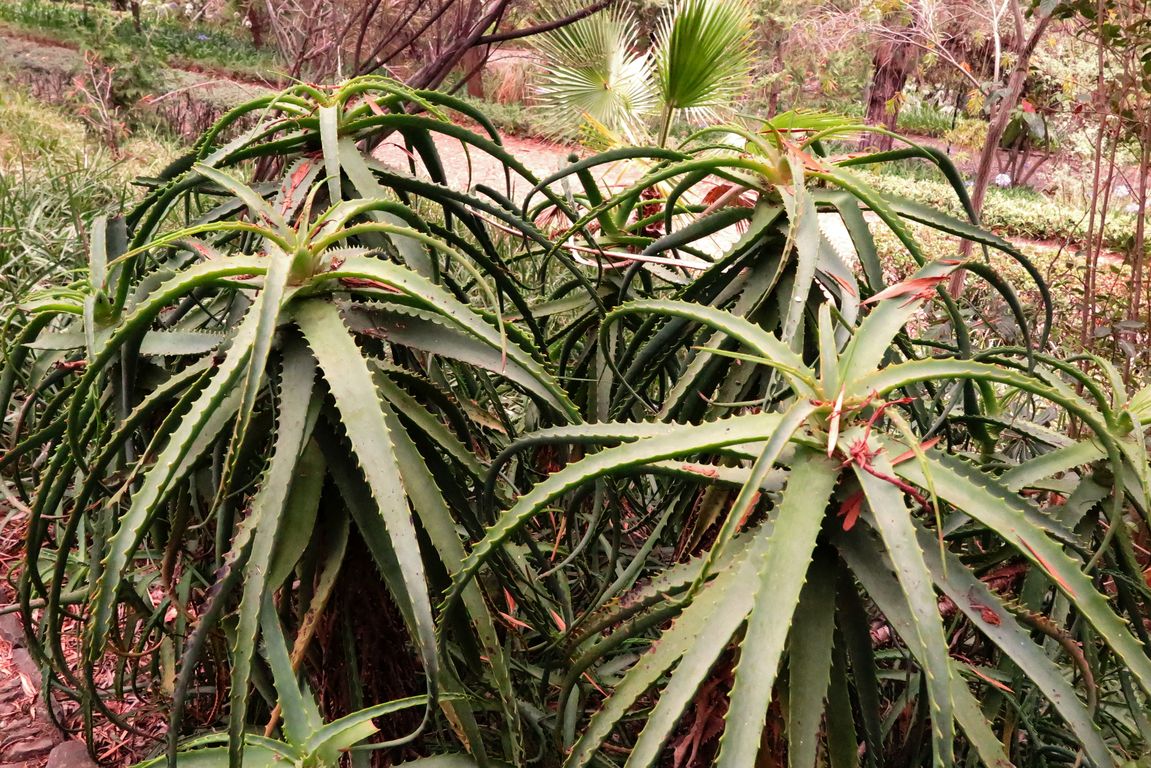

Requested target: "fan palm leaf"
[
  {"left": 534, "top": 2, "right": 655, "bottom": 139},
  {"left": 654, "top": 0, "right": 752, "bottom": 142}
]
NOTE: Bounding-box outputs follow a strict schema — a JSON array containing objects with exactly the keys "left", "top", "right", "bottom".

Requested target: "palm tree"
[{"left": 532, "top": 0, "right": 753, "bottom": 147}]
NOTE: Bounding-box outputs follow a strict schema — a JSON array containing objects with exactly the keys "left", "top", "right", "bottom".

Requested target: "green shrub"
[
  {"left": 0, "top": 87, "right": 176, "bottom": 312},
  {"left": 81, "top": 18, "right": 165, "bottom": 110},
  {"left": 895, "top": 99, "right": 957, "bottom": 137},
  {"left": 941, "top": 117, "right": 988, "bottom": 149},
  {"left": 860, "top": 168, "right": 1137, "bottom": 248},
  {"left": 456, "top": 96, "right": 554, "bottom": 138}
]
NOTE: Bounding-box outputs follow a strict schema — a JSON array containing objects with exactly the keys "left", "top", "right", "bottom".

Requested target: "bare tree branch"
[{"left": 475, "top": 0, "right": 614, "bottom": 44}]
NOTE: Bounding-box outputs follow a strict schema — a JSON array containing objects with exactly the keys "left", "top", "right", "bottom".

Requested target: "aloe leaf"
[
  {"left": 646, "top": 271, "right": 774, "bottom": 420},
  {"left": 318, "top": 105, "right": 344, "bottom": 206},
  {"left": 824, "top": 628, "right": 860, "bottom": 768},
  {"left": 227, "top": 341, "right": 317, "bottom": 765},
  {"left": 0, "top": 313, "right": 57, "bottom": 421},
  {"left": 288, "top": 504, "right": 347, "bottom": 664},
  {"left": 835, "top": 585, "right": 882, "bottom": 768},
  {"left": 705, "top": 399, "right": 818, "bottom": 569},
  {"left": 646, "top": 460, "right": 787, "bottom": 490},
  {"left": 65, "top": 255, "right": 268, "bottom": 458},
  {"left": 816, "top": 227, "right": 860, "bottom": 329},
  {"left": 293, "top": 299, "right": 439, "bottom": 702},
  {"left": 565, "top": 527, "right": 761, "bottom": 654},
  {"left": 911, "top": 519, "right": 1112, "bottom": 765},
  {"left": 345, "top": 306, "right": 563, "bottom": 413},
  {"left": 837, "top": 259, "right": 954, "bottom": 383},
  {"left": 958, "top": 260, "right": 1034, "bottom": 353},
  {"left": 836, "top": 530, "right": 1011, "bottom": 768},
  {"left": 317, "top": 254, "right": 578, "bottom": 420},
  {"left": 879, "top": 193, "right": 1053, "bottom": 341},
  {"left": 565, "top": 531, "right": 761, "bottom": 768},
  {"left": 787, "top": 549, "right": 838, "bottom": 768},
  {"left": 321, "top": 426, "right": 418, "bottom": 637},
  {"left": 385, "top": 409, "right": 518, "bottom": 764},
  {"left": 84, "top": 293, "right": 268, "bottom": 658},
  {"left": 779, "top": 167, "right": 820, "bottom": 349},
  {"left": 218, "top": 249, "right": 292, "bottom": 500},
  {"left": 818, "top": 303, "right": 839, "bottom": 395},
  {"left": 265, "top": 444, "right": 325, "bottom": 590},
  {"left": 852, "top": 441, "right": 953, "bottom": 767},
  {"left": 136, "top": 744, "right": 285, "bottom": 768},
  {"left": 372, "top": 367, "right": 485, "bottom": 481},
  {"left": 643, "top": 207, "right": 750, "bottom": 256},
  {"left": 813, "top": 167, "right": 931, "bottom": 267},
  {"left": 194, "top": 163, "right": 287, "bottom": 233},
  {"left": 814, "top": 191, "right": 882, "bottom": 292},
  {"left": 274, "top": 158, "right": 323, "bottom": 220},
  {"left": 307, "top": 696, "right": 437, "bottom": 758},
  {"left": 602, "top": 299, "right": 817, "bottom": 394},
  {"left": 259, "top": 597, "right": 323, "bottom": 748},
  {"left": 896, "top": 450, "right": 1151, "bottom": 697},
  {"left": 855, "top": 359, "right": 1106, "bottom": 437},
  {"left": 523, "top": 147, "right": 685, "bottom": 214},
  {"left": 998, "top": 441, "right": 1106, "bottom": 493},
  {"left": 713, "top": 452, "right": 839, "bottom": 768},
  {"left": 444, "top": 411, "right": 783, "bottom": 617},
  {"left": 138, "top": 330, "right": 228, "bottom": 356},
  {"left": 337, "top": 138, "right": 433, "bottom": 277}
]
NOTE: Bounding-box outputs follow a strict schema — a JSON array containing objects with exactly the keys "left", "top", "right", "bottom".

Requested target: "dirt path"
[
  {"left": 0, "top": 519, "right": 96, "bottom": 768},
  {"left": 373, "top": 130, "right": 585, "bottom": 194}
]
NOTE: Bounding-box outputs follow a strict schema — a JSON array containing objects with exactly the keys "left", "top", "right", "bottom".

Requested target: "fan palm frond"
[
  {"left": 533, "top": 2, "right": 655, "bottom": 138},
  {"left": 654, "top": 0, "right": 752, "bottom": 138}
]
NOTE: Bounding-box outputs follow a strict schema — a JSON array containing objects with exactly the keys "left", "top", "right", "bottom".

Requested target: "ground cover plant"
[
  {"left": 2, "top": 66, "right": 1151, "bottom": 768},
  {"left": 859, "top": 168, "right": 1139, "bottom": 250},
  {"left": 0, "top": 0, "right": 278, "bottom": 76}
]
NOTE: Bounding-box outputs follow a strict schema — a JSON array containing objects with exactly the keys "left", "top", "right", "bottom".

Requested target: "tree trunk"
[
  {"left": 461, "top": 46, "right": 486, "bottom": 99},
  {"left": 859, "top": 40, "right": 917, "bottom": 152},
  {"left": 949, "top": 10, "right": 1053, "bottom": 295},
  {"left": 245, "top": 1, "right": 265, "bottom": 49}
]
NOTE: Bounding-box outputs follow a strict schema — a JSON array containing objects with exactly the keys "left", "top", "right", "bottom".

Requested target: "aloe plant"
[
  {"left": 442, "top": 116, "right": 1151, "bottom": 764},
  {"left": 1, "top": 78, "right": 592, "bottom": 766},
  {"left": 445, "top": 267, "right": 1151, "bottom": 764}
]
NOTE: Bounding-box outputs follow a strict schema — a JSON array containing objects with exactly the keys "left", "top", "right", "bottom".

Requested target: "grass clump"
[{"left": 0, "top": 86, "right": 176, "bottom": 306}]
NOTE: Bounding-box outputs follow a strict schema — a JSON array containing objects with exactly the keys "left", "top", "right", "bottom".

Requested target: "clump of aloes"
[{"left": 1, "top": 77, "right": 589, "bottom": 767}]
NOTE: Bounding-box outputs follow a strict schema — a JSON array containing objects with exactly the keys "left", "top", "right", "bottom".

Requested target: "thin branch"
[{"left": 475, "top": 0, "right": 614, "bottom": 44}]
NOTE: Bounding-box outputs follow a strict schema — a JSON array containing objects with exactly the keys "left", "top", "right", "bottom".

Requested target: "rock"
[
  {"left": 47, "top": 741, "right": 97, "bottom": 768},
  {"left": 4, "top": 734, "right": 57, "bottom": 761},
  {"left": 10, "top": 649, "right": 40, "bottom": 691},
  {"left": 0, "top": 614, "right": 24, "bottom": 649}
]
